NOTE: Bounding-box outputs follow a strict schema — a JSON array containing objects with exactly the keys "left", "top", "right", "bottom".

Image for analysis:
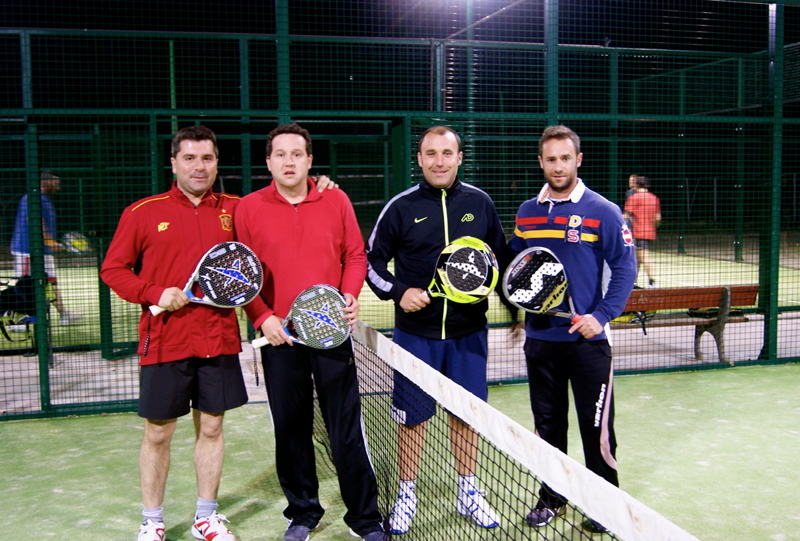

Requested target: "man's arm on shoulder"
[{"left": 313, "top": 175, "right": 337, "bottom": 191}]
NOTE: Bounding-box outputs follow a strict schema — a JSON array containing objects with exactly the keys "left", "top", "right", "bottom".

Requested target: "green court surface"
[{"left": 2, "top": 363, "right": 798, "bottom": 541}]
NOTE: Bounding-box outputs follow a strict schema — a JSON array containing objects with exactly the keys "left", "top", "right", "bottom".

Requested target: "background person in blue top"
[
  {"left": 366, "top": 126, "right": 516, "bottom": 535},
  {"left": 10, "top": 170, "right": 82, "bottom": 326},
  {"left": 509, "top": 125, "right": 637, "bottom": 534}
]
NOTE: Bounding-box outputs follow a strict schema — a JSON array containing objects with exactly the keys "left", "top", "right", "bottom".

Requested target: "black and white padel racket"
[
  {"left": 149, "top": 242, "right": 263, "bottom": 316},
  {"left": 252, "top": 284, "right": 350, "bottom": 349},
  {"left": 502, "top": 246, "right": 582, "bottom": 324},
  {"left": 426, "top": 236, "right": 499, "bottom": 304}
]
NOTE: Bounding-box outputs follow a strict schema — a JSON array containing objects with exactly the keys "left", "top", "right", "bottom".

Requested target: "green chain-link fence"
[{"left": 1, "top": 0, "right": 798, "bottom": 419}]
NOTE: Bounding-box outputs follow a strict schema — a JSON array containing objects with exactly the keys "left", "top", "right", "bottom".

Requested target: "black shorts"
[
  {"left": 635, "top": 239, "right": 652, "bottom": 250},
  {"left": 138, "top": 354, "right": 248, "bottom": 420}
]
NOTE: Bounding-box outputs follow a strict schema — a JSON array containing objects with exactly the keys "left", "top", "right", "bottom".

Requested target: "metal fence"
[{"left": 1, "top": 0, "right": 798, "bottom": 419}]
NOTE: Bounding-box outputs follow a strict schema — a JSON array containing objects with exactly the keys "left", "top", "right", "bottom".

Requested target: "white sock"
[
  {"left": 459, "top": 474, "right": 476, "bottom": 493},
  {"left": 142, "top": 506, "right": 163, "bottom": 524},
  {"left": 195, "top": 497, "right": 218, "bottom": 520},
  {"left": 399, "top": 479, "right": 416, "bottom": 497}
]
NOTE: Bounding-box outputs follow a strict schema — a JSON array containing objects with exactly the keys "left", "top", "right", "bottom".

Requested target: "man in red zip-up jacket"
[
  {"left": 101, "top": 126, "right": 245, "bottom": 541},
  {"left": 236, "top": 124, "right": 387, "bottom": 541}
]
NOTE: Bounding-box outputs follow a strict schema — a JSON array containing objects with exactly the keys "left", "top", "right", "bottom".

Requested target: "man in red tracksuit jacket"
[
  {"left": 101, "top": 126, "right": 244, "bottom": 541},
  {"left": 235, "top": 123, "right": 387, "bottom": 541}
]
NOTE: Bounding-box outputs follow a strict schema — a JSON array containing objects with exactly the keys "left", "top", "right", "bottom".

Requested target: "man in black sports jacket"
[{"left": 366, "top": 125, "right": 516, "bottom": 535}]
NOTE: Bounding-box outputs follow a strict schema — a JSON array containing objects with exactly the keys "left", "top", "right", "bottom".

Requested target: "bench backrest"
[{"left": 623, "top": 284, "right": 759, "bottom": 312}]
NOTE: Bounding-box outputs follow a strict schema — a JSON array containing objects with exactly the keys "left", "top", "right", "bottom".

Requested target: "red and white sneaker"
[
  {"left": 191, "top": 511, "right": 235, "bottom": 541},
  {"left": 137, "top": 519, "right": 165, "bottom": 541}
]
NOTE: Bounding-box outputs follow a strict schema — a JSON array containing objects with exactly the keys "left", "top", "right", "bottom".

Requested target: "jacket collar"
[
  {"left": 537, "top": 178, "right": 586, "bottom": 205},
  {"left": 419, "top": 177, "right": 462, "bottom": 198},
  {"left": 267, "top": 177, "right": 321, "bottom": 204},
  {"left": 171, "top": 181, "right": 216, "bottom": 207}
]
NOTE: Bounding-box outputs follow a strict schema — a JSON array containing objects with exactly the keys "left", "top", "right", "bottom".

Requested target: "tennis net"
[{"left": 314, "top": 321, "right": 699, "bottom": 540}]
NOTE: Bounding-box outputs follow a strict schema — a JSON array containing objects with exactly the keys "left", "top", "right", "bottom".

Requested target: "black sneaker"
[
  {"left": 525, "top": 500, "right": 565, "bottom": 527},
  {"left": 284, "top": 523, "right": 314, "bottom": 541},
  {"left": 583, "top": 518, "right": 609, "bottom": 534}
]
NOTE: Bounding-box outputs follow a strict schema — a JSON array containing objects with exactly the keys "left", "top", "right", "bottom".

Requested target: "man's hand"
[
  {"left": 569, "top": 313, "right": 603, "bottom": 339},
  {"left": 509, "top": 321, "right": 525, "bottom": 343},
  {"left": 259, "top": 315, "right": 292, "bottom": 347},
  {"left": 156, "top": 287, "right": 190, "bottom": 313},
  {"left": 399, "top": 288, "right": 431, "bottom": 313},
  {"left": 313, "top": 175, "right": 338, "bottom": 191},
  {"left": 342, "top": 293, "right": 360, "bottom": 326}
]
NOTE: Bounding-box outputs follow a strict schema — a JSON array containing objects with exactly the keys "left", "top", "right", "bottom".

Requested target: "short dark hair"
[
  {"left": 266, "top": 124, "right": 312, "bottom": 157},
  {"left": 637, "top": 175, "right": 650, "bottom": 189},
  {"left": 418, "top": 125, "right": 461, "bottom": 154},
  {"left": 539, "top": 125, "right": 581, "bottom": 156},
  {"left": 171, "top": 126, "right": 219, "bottom": 159}
]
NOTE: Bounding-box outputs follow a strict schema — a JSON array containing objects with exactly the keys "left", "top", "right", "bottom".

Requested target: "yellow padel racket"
[{"left": 426, "top": 236, "right": 499, "bottom": 304}]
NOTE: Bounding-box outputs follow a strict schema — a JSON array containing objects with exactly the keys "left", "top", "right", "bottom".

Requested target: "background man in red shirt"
[{"left": 624, "top": 175, "right": 661, "bottom": 288}]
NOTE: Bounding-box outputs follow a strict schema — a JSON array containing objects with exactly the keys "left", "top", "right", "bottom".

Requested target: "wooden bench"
[{"left": 611, "top": 285, "right": 759, "bottom": 366}]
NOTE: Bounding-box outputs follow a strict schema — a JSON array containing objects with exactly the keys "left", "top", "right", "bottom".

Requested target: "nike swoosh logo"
[{"left": 414, "top": 217, "right": 428, "bottom": 223}]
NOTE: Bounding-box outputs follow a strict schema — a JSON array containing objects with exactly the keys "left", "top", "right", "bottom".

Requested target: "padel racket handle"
[
  {"left": 149, "top": 305, "right": 165, "bottom": 316},
  {"left": 283, "top": 327, "right": 300, "bottom": 343},
  {"left": 570, "top": 314, "right": 582, "bottom": 324},
  {"left": 252, "top": 332, "right": 298, "bottom": 349}
]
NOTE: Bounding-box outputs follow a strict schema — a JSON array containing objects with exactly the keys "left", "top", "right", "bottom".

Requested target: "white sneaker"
[
  {"left": 59, "top": 311, "right": 83, "bottom": 326},
  {"left": 137, "top": 519, "right": 165, "bottom": 541},
  {"left": 191, "top": 511, "right": 235, "bottom": 541},
  {"left": 457, "top": 487, "right": 500, "bottom": 528},
  {"left": 389, "top": 490, "right": 417, "bottom": 534}
]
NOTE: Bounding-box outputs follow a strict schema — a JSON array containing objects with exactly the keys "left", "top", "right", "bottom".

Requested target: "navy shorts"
[
  {"left": 391, "top": 327, "right": 488, "bottom": 426},
  {"left": 138, "top": 354, "right": 248, "bottom": 420}
]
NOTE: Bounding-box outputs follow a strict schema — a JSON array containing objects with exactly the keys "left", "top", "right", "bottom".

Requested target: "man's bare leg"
[
  {"left": 390, "top": 422, "right": 427, "bottom": 533},
  {"left": 140, "top": 418, "right": 177, "bottom": 508},
  {"left": 398, "top": 422, "right": 426, "bottom": 480},
  {"left": 450, "top": 414, "right": 500, "bottom": 527},
  {"left": 449, "top": 414, "right": 478, "bottom": 477},
  {"left": 193, "top": 409, "right": 225, "bottom": 500}
]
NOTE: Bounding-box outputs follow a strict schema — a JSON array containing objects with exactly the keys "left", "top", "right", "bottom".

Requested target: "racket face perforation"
[
  {"left": 287, "top": 285, "right": 349, "bottom": 349},
  {"left": 503, "top": 247, "right": 568, "bottom": 313},
  {"left": 429, "top": 237, "right": 499, "bottom": 303},
  {"left": 444, "top": 246, "right": 489, "bottom": 292},
  {"left": 196, "top": 243, "right": 263, "bottom": 308}
]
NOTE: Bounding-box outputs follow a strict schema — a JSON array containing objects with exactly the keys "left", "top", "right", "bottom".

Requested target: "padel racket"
[
  {"left": 426, "top": 236, "right": 499, "bottom": 304},
  {"left": 252, "top": 284, "right": 350, "bottom": 349},
  {"left": 149, "top": 242, "right": 263, "bottom": 316},
  {"left": 502, "top": 246, "right": 582, "bottom": 324},
  {"left": 62, "top": 232, "right": 91, "bottom": 254}
]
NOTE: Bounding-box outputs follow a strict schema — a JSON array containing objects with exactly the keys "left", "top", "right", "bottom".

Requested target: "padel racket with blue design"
[
  {"left": 252, "top": 284, "right": 350, "bottom": 349},
  {"left": 149, "top": 242, "right": 263, "bottom": 316},
  {"left": 502, "top": 246, "right": 582, "bottom": 324}
]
